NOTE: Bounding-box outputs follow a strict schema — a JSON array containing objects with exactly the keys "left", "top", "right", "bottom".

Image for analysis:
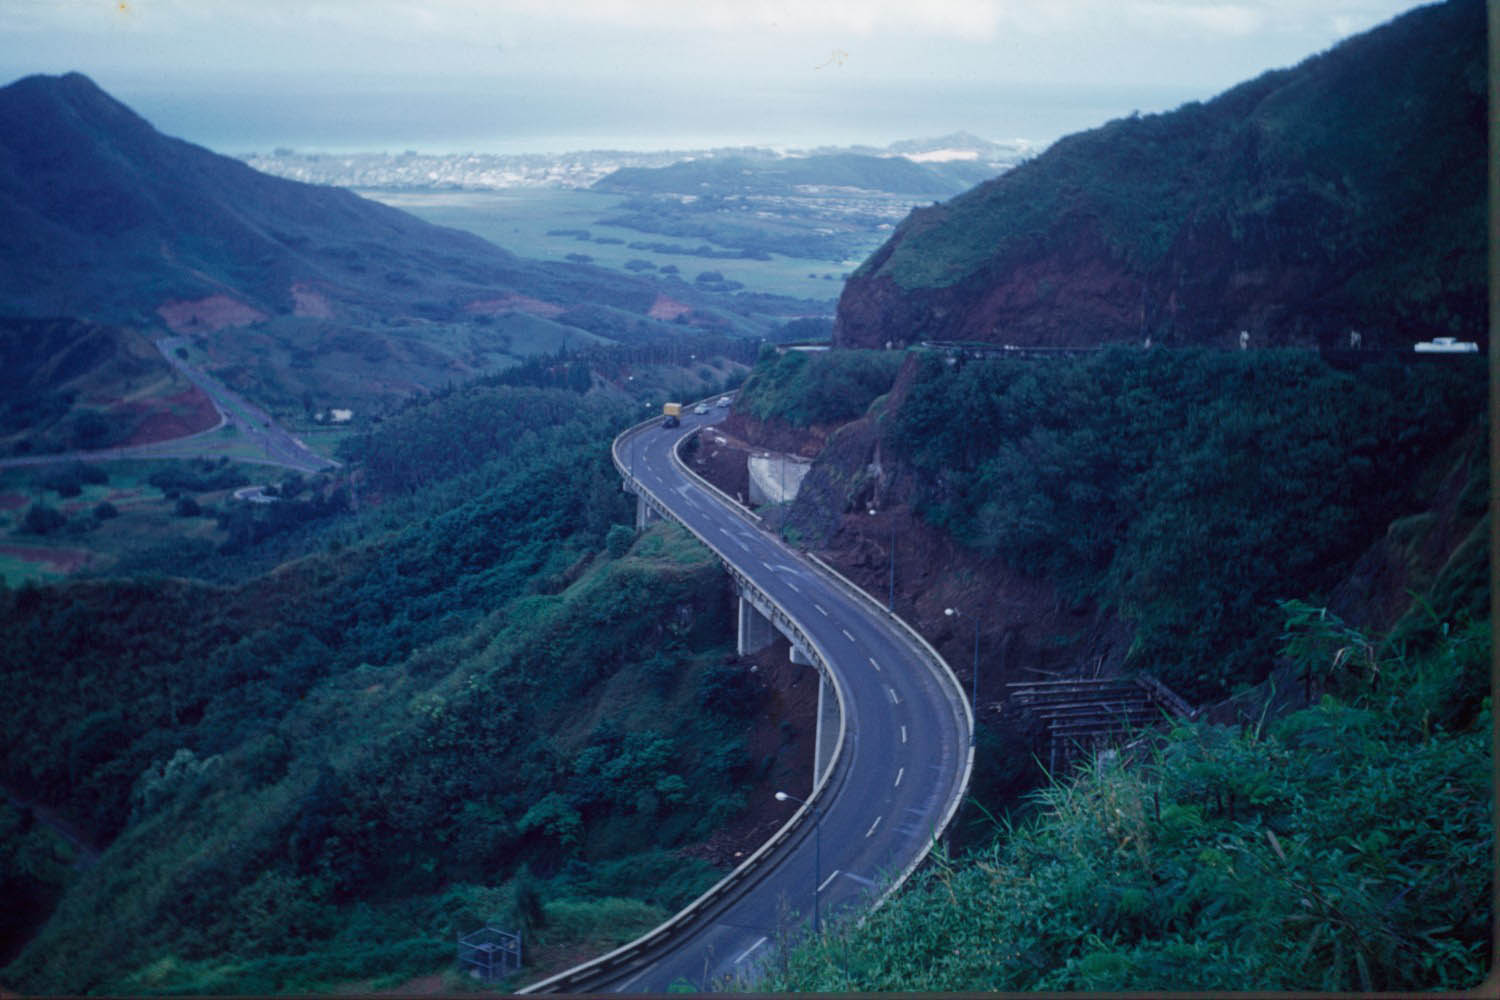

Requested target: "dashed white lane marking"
[
  {"left": 818, "top": 870, "right": 841, "bottom": 893},
  {"left": 886, "top": 686, "right": 900, "bottom": 705},
  {"left": 901, "top": 725, "right": 908, "bottom": 744},
  {"left": 733, "top": 936, "right": 768, "bottom": 965},
  {"left": 815, "top": 603, "right": 828, "bottom": 616},
  {"left": 868, "top": 657, "right": 881, "bottom": 671},
  {"left": 842, "top": 628, "right": 855, "bottom": 642},
  {"left": 865, "top": 816, "right": 883, "bottom": 838},
  {"left": 894, "top": 767, "right": 904, "bottom": 787},
  {"left": 787, "top": 581, "right": 800, "bottom": 593}
]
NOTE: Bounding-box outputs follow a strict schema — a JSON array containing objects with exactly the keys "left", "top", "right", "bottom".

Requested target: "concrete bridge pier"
[
  {"left": 634, "top": 491, "right": 661, "bottom": 530},
  {"left": 737, "top": 595, "right": 775, "bottom": 656}
]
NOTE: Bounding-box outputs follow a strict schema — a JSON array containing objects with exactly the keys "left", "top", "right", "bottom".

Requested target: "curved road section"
[{"left": 526, "top": 405, "right": 972, "bottom": 992}]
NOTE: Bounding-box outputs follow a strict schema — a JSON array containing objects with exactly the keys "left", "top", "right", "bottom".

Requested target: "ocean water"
[{"left": 121, "top": 77, "right": 1193, "bottom": 157}]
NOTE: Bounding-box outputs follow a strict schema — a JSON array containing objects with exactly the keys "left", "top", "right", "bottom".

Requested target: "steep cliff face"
[{"left": 836, "top": 0, "right": 1486, "bottom": 351}]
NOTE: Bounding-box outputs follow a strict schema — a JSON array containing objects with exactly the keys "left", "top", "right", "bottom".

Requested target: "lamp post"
[
  {"left": 945, "top": 607, "right": 979, "bottom": 746},
  {"left": 868, "top": 508, "right": 895, "bottom": 612},
  {"left": 774, "top": 790, "right": 821, "bottom": 934}
]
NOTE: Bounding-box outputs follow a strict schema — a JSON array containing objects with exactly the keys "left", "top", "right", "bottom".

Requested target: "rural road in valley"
[
  {"left": 588, "top": 406, "right": 971, "bottom": 992},
  {"left": 0, "top": 339, "right": 336, "bottom": 474}
]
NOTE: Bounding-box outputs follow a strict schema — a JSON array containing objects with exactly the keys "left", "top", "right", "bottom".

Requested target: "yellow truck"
[{"left": 662, "top": 402, "right": 681, "bottom": 428}]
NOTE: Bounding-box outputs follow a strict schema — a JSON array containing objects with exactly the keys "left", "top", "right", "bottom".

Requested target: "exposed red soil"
[
  {"left": 692, "top": 401, "right": 1134, "bottom": 727},
  {"left": 0, "top": 545, "right": 92, "bottom": 573},
  {"left": 121, "top": 387, "right": 221, "bottom": 446},
  {"left": 291, "top": 282, "right": 335, "bottom": 318},
  {"left": 648, "top": 294, "right": 693, "bottom": 321},
  {"left": 157, "top": 295, "right": 268, "bottom": 333},
  {"left": 464, "top": 294, "right": 565, "bottom": 318}
]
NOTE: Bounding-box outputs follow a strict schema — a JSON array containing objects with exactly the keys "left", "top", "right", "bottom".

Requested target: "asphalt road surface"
[{"left": 604, "top": 406, "right": 970, "bottom": 992}]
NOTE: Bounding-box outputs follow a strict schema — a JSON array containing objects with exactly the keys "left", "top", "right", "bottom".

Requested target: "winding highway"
[{"left": 528, "top": 404, "right": 972, "bottom": 992}]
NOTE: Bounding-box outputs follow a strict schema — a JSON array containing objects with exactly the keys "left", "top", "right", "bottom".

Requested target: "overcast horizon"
[{"left": 3, "top": 1, "right": 1427, "bottom": 157}]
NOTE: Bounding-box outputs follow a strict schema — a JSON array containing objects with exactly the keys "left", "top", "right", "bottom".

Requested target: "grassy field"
[
  {"left": 0, "top": 459, "right": 281, "bottom": 584},
  {"left": 364, "top": 188, "right": 850, "bottom": 303}
]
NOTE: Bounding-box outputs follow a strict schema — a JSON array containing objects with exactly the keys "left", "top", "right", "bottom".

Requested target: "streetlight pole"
[
  {"left": 945, "top": 607, "right": 979, "bottom": 746},
  {"left": 774, "top": 791, "right": 821, "bottom": 934},
  {"left": 869, "top": 508, "right": 896, "bottom": 612}
]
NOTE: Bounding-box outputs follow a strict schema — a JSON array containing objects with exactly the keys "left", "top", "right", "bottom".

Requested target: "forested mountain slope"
[
  {"left": 0, "top": 376, "right": 797, "bottom": 994},
  {"left": 835, "top": 0, "right": 1485, "bottom": 350}
]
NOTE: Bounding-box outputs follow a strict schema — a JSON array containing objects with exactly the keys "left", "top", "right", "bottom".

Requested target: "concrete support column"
[
  {"left": 737, "top": 596, "right": 775, "bottom": 656},
  {"left": 635, "top": 493, "right": 660, "bottom": 530}
]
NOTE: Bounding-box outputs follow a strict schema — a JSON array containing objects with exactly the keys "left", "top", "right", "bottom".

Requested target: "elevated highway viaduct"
[{"left": 523, "top": 402, "right": 972, "bottom": 992}]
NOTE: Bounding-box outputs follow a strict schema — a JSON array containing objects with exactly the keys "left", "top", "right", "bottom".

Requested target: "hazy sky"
[{"left": 2, "top": 0, "right": 1427, "bottom": 154}]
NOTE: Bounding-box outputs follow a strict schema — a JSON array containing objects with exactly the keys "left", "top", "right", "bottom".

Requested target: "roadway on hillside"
[
  {"left": 603, "top": 408, "right": 970, "bottom": 991},
  {"left": 0, "top": 338, "right": 336, "bottom": 474}
]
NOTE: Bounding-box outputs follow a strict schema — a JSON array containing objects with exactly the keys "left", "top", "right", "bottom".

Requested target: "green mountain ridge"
[
  {"left": 593, "top": 152, "right": 984, "bottom": 198},
  {"left": 835, "top": 0, "right": 1486, "bottom": 351}
]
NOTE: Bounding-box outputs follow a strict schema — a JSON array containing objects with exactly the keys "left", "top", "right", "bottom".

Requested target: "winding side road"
[
  {"left": 0, "top": 338, "right": 335, "bottom": 474},
  {"left": 536, "top": 406, "right": 972, "bottom": 992}
]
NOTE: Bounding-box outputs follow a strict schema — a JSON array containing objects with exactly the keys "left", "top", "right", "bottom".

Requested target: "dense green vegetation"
[
  {"left": 0, "top": 379, "right": 770, "bottom": 994},
  {"left": 753, "top": 601, "right": 1491, "bottom": 991},
  {"left": 734, "top": 348, "right": 902, "bottom": 429},
  {"left": 889, "top": 348, "right": 1487, "bottom": 700}
]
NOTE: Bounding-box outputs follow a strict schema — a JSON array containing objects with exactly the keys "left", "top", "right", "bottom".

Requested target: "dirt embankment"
[
  {"left": 693, "top": 374, "right": 1133, "bottom": 729},
  {"left": 121, "top": 386, "right": 221, "bottom": 446}
]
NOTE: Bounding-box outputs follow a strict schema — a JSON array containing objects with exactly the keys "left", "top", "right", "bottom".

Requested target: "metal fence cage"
[{"left": 458, "top": 925, "right": 523, "bottom": 981}]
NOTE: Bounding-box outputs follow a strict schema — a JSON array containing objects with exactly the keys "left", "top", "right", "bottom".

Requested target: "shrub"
[{"left": 21, "top": 504, "right": 66, "bottom": 535}]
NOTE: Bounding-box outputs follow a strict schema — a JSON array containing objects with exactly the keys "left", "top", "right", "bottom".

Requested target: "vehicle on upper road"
[
  {"left": 716, "top": 396, "right": 732, "bottom": 407},
  {"left": 662, "top": 402, "right": 681, "bottom": 428},
  {"left": 693, "top": 402, "right": 710, "bottom": 415},
  {"left": 1414, "top": 337, "right": 1480, "bottom": 353}
]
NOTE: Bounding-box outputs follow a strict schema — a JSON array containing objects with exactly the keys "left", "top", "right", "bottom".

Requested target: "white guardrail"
[
  {"left": 521, "top": 394, "right": 974, "bottom": 990},
  {"left": 519, "top": 396, "right": 849, "bottom": 994}
]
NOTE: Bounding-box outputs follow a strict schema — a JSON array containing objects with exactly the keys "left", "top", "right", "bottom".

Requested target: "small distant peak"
[
  {"left": 1, "top": 70, "right": 150, "bottom": 133},
  {"left": 3, "top": 70, "right": 109, "bottom": 104}
]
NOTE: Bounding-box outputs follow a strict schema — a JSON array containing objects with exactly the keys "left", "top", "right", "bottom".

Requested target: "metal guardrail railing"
[{"left": 519, "top": 396, "right": 848, "bottom": 994}]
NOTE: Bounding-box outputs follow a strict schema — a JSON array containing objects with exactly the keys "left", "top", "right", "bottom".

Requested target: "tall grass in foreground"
[{"left": 753, "top": 607, "right": 1491, "bottom": 992}]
